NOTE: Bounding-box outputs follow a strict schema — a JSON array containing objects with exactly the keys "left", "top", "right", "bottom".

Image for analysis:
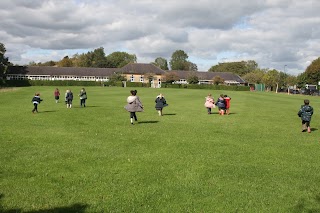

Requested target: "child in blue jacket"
[{"left": 298, "top": 99, "right": 313, "bottom": 133}]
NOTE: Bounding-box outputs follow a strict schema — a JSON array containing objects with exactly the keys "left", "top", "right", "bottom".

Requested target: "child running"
[
  {"left": 298, "top": 99, "right": 313, "bottom": 133},
  {"left": 204, "top": 94, "right": 215, "bottom": 114},
  {"left": 31, "top": 93, "right": 43, "bottom": 113}
]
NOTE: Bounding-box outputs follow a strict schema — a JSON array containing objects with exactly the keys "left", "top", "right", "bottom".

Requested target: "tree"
[
  {"left": 285, "top": 75, "right": 297, "bottom": 88},
  {"left": 187, "top": 62, "right": 198, "bottom": 71},
  {"left": 74, "top": 53, "right": 93, "bottom": 67},
  {"left": 262, "top": 69, "right": 279, "bottom": 92},
  {"left": 57, "top": 56, "right": 73, "bottom": 67},
  {"left": 246, "top": 60, "right": 259, "bottom": 72},
  {"left": 106, "top": 52, "right": 137, "bottom": 68},
  {"left": 242, "top": 69, "right": 265, "bottom": 84},
  {"left": 108, "top": 72, "right": 126, "bottom": 85},
  {"left": 163, "top": 71, "right": 179, "bottom": 83},
  {"left": 153, "top": 57, "right": 169, "bottom": 70},
  {"left": 91, "top": 47, "right": 109, "bottom": 68},
  {"left": 296, "top": 72, "right": 308, "bottom": 88},
  {"left": 212, "top": 76, "right": 225, "bottom": 85},
  {"left": 208, "top": 60, "right": 258, "bottom": 76},
  {"left": 304, "top": 57, "right": 320, "bottom": 85},
  {"left": 169, "top": 50, "right": 191, "bottom": 70},
  {"left": 0, "top": 43, "right": 10, "bottom": 78},
  {"left": 187, "top": 73, "right": 199, "bottom": 84}
]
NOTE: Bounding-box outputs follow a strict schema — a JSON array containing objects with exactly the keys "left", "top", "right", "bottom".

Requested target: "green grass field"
[{"left": 1, "top": 86, "right": 320, "bottom": 212}]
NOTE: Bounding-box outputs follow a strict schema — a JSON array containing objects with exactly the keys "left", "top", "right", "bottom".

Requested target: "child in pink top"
[{"left": 204, "top": 94, "right": 215, "bottom": 114}]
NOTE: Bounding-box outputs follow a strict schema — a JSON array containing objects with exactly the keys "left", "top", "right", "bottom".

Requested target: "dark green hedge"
[
  {"left": 1, "top": 80, "right": 249, "bottom": 91},
  {"left": 125, "top": 82, "right": 149, "bottom": 87},
  {"left": 161, "top": 83, "right": 250, "bottom": 91},
  {"left": 2, "top": 80, "right": 103, "bottom": 87}
]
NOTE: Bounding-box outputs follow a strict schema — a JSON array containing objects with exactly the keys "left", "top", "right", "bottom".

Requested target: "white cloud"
[{"left": 0, "top": 0, "right": 320, "bottom": 75}]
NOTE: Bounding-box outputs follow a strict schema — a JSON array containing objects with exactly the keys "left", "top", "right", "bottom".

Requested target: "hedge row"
[
  {"left": 1, "top": 80, "right": 103, "bottom": 87},
  {"left": 161, "top": 83, "right": 250, "bottom": 91},
  {"left": 1, "top": 80, "right": 250, "bottom": 91}
]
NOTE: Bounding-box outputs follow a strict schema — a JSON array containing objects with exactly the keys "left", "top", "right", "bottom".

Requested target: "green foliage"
[
  {"left": 57, "top": 56, "right": 73, "bottom": 67},
  {"left": 3, "top": 80, "right": 102, "bottom": 87},
  {"left": 242, "top": 69, "right": 266, "bottom": 84},
  {"left": 106, "top": 51, "right": 137, "bottom": 68},
  {"left": 304, "top": 57, "right": 320, "bottom": 85},
  {"left": 187, "top": 73, "right": 199, "bottom": 84},
  {"left": 212, "top": 75, "right": 225, "bottom": 85},
  {"left": 169, "top": 50, "right": 197, "bottom": 71},
  {"left": 163, "top": 71, "right": 179, "bottom": 83},
  {"left": 0, "top": 43, "right": 10, "bottom": 78},
  {"left": 208, "top": 60, "right": 258, "bottom": 76},
  {"left": 29, "top": 60, "right": 57, "bottom": 66},
  {"left": 108, "top": 73, "right": 126, "bottom": 85},
  {"left": 125, "top": 81, "right": 149, "bottom": 87},
  {"left": 296, "top": 72, "right": 308, "bottom": 88},
  {"left": 153, "top": 57, "right": 169, "bottom": 70},
  {"left": 262, "top": 69, "right": 279, "bottom": 91},
  {"left": 161, "top": 83, "right": 250, "bottom": 91}
]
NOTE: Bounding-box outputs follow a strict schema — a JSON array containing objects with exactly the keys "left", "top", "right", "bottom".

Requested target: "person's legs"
[
  {"left": 32, "top": 103, "right": 37, "bottom": 113},
  {"left": 207, "top": 107, "right": 211, "bottom": 114},
  {"left": 80, "top": 99, "right": 84, "bottom": 107},
  {"left": 226, "top": 107, "right": 230, "bottom": 115},
  {"left": 302, "top": 120, "right": 307, "bottom": 132},
  {"left": 306, "top": 121, "right": 311, "bottom": 133},
  {"left": 133, "top": 112, "right": 137, "bottom": 121}
]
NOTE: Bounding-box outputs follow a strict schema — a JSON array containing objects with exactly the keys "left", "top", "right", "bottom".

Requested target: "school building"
[{"left": 5, "top": 63, "right": 246, "bottom": 87}]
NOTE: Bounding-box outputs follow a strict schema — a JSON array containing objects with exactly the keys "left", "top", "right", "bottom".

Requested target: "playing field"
[{"left": 1, "top": 86, "right": 320, "bottom": 212}]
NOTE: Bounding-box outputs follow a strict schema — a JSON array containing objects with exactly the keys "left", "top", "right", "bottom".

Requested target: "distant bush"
[
  {"left": 126, "top": 82, "right": 149, "bottom": 87},
  {"left": 161, "top": 83, "right": 250, "bottom": 91}
]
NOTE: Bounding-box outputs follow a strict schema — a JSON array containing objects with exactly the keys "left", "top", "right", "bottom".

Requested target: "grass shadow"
[
  {"left": 163, "top": 113, "right": 176, "bottom": 116},
  {"left": 39, "top": 110, "right": 57, "bottom": 113},
  {"left": 0, "top": 194, "right": 89, "bottom": 213},
  {"left": 137, "top": 121, "right": 159, "bottom": 124},
  {"left": 311, "top": 128, "right": 318, "bottom": 131},
  {"left": 83, "top": 106, "right": 100, "bottom": 108},
  {"left": 291, "top": 194, "right": 320, "bottom": 213}
]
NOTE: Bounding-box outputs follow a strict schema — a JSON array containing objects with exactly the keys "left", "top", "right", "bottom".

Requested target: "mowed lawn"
[{"left": 1, "top": 86, "right": 320, "bottom": 212}]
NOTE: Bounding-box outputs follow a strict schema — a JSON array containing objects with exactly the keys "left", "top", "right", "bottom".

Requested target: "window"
[
  {"left": 140, "top": 75, "right": 144, "bottom": 82},
  {"left": 130, "top": 75, "right": 134, "bottom": 82}
]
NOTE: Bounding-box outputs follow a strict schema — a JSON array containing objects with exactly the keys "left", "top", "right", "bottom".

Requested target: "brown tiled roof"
[
  {"left": 7, "top": 66, "right": 118, "bottom": 76},
  {"left": 169, "top": 70, "right": 246, "bottom": 83},
  {"left": 119, "top": 63, "right": 165, "bottom": 75}
]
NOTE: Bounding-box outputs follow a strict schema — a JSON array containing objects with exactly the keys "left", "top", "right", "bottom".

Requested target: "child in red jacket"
[{"left": 224, "top": 95, "right": 231, "bottom": 115}]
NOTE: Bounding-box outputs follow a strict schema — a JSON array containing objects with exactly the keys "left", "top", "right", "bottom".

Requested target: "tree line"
[{"left": 1, "top": 42, "right": 320, "bottom": 90}]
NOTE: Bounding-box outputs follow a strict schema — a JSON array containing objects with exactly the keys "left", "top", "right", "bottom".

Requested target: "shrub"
[{"left": 161, "top": 83, "right": 249, "bottom": 91}]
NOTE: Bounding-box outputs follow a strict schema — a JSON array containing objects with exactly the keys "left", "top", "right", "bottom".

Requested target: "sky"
[{"left": 1, "top": 0, "right": 320, "bottom": 75}]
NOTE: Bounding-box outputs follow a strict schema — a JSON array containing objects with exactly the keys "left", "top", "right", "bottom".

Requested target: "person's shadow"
[
  {"left": 137, "top": 121, "right": 159, "bottom": 124},
  {"left": 0, "top": 194, "right": 89, "bottom": 213},
  {"left": 163, "top": 113, "right": 176, "bottom": 116}
]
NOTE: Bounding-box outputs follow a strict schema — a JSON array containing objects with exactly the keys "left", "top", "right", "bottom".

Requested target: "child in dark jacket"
[
  {"left": 215, "top": 94, "right": 226, "bottom": 115},
  {"left": 298, "top": 99, "right": 313, "bottom": 133},
  {"left": 32, "top": 93, "right": 43, "bottom": 113}
]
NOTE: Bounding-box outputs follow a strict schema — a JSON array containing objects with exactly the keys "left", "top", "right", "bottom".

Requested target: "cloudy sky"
[{"left": 1, "top": 0, "right": 319, "bottom": 75}]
